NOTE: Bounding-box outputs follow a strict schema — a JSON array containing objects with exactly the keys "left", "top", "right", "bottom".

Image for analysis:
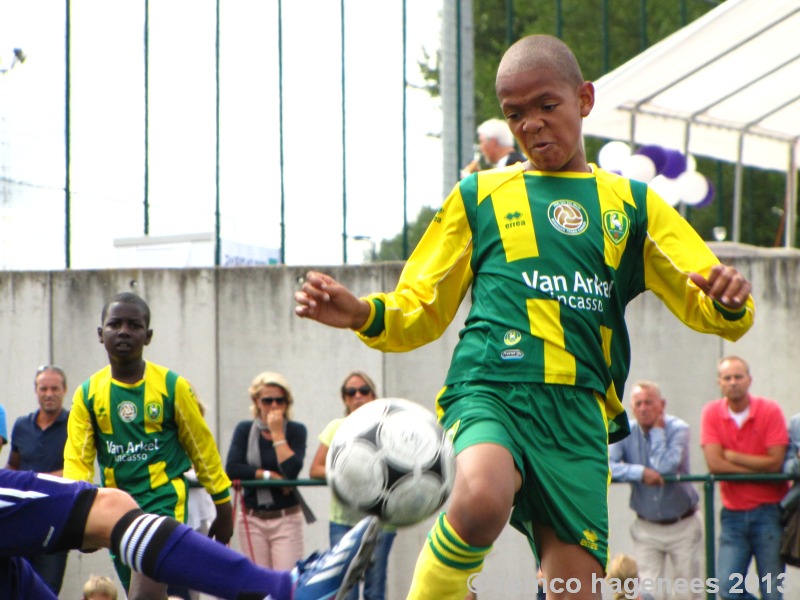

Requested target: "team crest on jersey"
[
  {"left": 146, "top": 402, "right": 162, "bottom": 422},
  {"left": 118, "top": 401, "right": 137, "bottom": 423},
  {"left": 504, "top": 329, "right": 522, "bottom": 345},
  {"left": 603, "top": 210, "right": 629, "bottom": 245},
  {"left": 547, "top": 200, "right": 588, "bottom": 235}
]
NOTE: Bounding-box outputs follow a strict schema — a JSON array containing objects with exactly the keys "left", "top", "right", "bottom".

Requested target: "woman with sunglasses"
[
  {"left": 225, "top": 371, "right": 307, "bottom": 570},
  {"left": 309, "top": 371, "right": 398, "bottom": 600}
]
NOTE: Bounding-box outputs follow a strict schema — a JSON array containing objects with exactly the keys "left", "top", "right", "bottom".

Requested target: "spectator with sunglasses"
[
  {"left": 310, "top": 371, "right": 397, "bottom": 600},
  {"left": 226, "top": 371, "right": 308, "bottom": 570}
]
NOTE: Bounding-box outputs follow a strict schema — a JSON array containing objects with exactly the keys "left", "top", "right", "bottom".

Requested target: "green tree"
[{"left": 377, "top": 206, "right": 439, "bottom": 262}]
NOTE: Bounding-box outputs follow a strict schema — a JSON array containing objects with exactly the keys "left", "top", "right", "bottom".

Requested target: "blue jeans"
[
  {"left": 330, "top": 521, "right": 396, "bottom": 600},
  {"left": 717, "top": 503, "right": 785, "bottom": 600}
]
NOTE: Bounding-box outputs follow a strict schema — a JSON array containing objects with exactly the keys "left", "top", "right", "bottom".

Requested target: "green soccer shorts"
[{"left": 437, "top": 380, "right": 611, "bottom": 569}]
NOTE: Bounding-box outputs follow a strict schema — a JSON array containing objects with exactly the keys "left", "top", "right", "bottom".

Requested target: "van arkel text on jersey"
[
  {"left": 107, "top": 438, "right": 161, "bottom": 463},
  {"left": 522, "top": 270, "right": 614, "bottom": 313}
]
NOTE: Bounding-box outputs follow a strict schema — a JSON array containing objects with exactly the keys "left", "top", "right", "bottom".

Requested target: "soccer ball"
[{"left": 325, "top": 397, "right": 456, "bottom": 527}]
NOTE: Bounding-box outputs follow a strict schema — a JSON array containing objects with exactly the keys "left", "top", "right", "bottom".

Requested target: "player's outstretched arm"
[
  {"left": 688, "top": 264, "right": 751, "bottom": 310},
  {"left": 294, "top": 271, "right": 372, "bottom": 330}
]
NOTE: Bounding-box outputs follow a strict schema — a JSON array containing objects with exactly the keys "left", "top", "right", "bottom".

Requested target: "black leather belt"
[
  {"left": 246, "top": 504, "right": 302, "bottom": 520},
  {"left": 638, "top": 505, "right": 697, "bottom": 525}
]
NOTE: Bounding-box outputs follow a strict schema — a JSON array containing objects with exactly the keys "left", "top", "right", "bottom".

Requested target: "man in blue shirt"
[
  {"left": 6, "top": 365, "right": 71, "bottom": 595},
  {"left": 609, "top": 380, "right": 703, "bottom": 600}
]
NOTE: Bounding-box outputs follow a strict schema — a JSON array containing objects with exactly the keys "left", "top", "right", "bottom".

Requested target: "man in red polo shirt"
[{"left": 700, "top": 356, "right": 788, "bottom": 600}]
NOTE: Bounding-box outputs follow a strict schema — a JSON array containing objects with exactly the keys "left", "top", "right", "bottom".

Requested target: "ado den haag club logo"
[{"left": 603, "top": 210, "right": 630, "bottom": 245}]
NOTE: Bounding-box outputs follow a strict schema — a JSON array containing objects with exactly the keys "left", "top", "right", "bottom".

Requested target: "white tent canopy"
[{"left": 583, "top": 0, "right": 800, "bottom": 245}]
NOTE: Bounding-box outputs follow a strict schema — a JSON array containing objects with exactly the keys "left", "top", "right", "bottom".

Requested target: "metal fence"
[{"left": 235, "top": 471, "right": 799, "bottom": 600}]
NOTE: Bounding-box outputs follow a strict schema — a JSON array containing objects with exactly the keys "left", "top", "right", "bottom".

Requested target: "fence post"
[{"left": 704, "top": 476, "right": 716, "bottom": 600}]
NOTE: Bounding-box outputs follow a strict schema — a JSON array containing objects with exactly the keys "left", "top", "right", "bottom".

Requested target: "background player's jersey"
[
  {"left": 64, "top": 362, "right": 230, "bottom": 503},
  {"left": 356, "top": 165, "right": 754, "bottom": 442}
]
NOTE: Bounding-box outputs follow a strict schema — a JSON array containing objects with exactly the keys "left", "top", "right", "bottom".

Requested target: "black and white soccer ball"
[{"left": 325, "top": 397, "right": 456, "bottom": 527}]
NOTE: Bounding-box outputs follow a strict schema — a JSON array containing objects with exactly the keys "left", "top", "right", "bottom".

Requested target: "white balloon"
[
  {"left": 622, "top": 154, "right": 656, "bottom": 183},
  {"left": 685, "top": 153, "right": 697, "bottom": 172},
  {"left": 598, "top": 141, "right": 631, "bottom": 171},
  {"left": 649, "top": 175, "right": 681, "bottom": 207},
  {"left": 678, "top": 171, "right": 709, "bottom": 205}
]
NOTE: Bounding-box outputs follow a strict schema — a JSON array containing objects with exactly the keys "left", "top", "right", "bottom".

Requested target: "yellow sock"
[{"left": 406, "top": 512, "right": 492, "bottom": 600}]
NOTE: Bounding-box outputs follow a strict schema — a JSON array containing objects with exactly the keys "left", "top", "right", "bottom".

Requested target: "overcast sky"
[{"left": 0, "top": 0, "right": 445, "bottom": 268}]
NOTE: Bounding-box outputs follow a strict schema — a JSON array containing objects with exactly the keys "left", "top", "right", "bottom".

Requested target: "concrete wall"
[{"left": 1, "top": 242, "right": 799, "bottom": 599}]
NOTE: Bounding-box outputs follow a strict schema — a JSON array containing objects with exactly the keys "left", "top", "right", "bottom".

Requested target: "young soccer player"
[
  {"left": 64, "top": 291, "right": 234, "bottom": 597},
  {"left": 0, "top": 468, "right": 380, "bottom": 600},
  {"left": 294, "top": 34, "right": 754, "bottom": 599}
]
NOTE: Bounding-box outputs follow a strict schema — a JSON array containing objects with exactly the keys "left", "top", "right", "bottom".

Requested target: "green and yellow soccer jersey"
[
  {"left": 64, "top": 361, "right": 231, "bottom": 504},
  {"left": 356, "top": 164, "right": 754, "bottom": 442}
]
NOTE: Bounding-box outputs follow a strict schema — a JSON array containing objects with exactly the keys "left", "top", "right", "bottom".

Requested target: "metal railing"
[
  {"left": 654, "top": 472, "right": 795, "bottom": 600},
  {"left": 225, "top": 473, "right": 796, "bottom": 600}
]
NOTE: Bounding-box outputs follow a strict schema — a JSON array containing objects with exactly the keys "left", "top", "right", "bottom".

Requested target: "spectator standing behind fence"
[
  {"left": 700, "top": 356, "right": 788, "bottom": 600},
  {"left": 5, "top": 365, "right": 71, "bottom": 595},
  {"left": 64, "top": 292, "right": 234, "bottom": 600},
  {"left": 609, "top": 380, "right": 703, "bottom": 600},
  {"left": 460, "top": 118, "right": 525, "bottom": 178},
  {"left": 310, "top": 371, "right": 397, "bottom": 600},
  {"left": 226, "top": 371, "right": 307, "bottom": 570}
]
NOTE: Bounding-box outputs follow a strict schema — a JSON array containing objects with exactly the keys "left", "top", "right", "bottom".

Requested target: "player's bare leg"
[
  {"left": 447, "top": 443, "right": 521, "bottom": 545},
  {"left": 406, "top": 443, "right": 521, "bottom": 599},
  {"left": 536, "top": 525, "right": 603, "bottom": 599},
  {"left": 81, "top": 487, "right": 139, "bottom": 551}
]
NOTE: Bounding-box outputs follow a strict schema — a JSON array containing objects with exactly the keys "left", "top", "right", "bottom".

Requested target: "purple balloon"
[
  {"left": 635, "top": 145, "right": 668, "bottom": 174},
  {"left": 662, "top": 149, "right": 688, "bottom": 179},
  {"left": 694, "top": 179, "right": 715, "bottom": 209}
]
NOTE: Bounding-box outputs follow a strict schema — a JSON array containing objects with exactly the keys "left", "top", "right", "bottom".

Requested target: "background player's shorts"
[
  {"left": 0, "top": 469, "right": 97, "bottom": 557},
  {"left": 130, "top": 474, "right": 189, "bottom": 521},
  {"left": 437, "top": 381, "right": 611, "bottom": 569}
]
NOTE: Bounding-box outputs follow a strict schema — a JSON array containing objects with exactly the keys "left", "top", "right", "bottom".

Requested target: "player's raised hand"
[
  {"left": 688, "top": 264, "right": 751, "bottom": 310},
  {"left": 294, "top": 271, "right": 371, "bottom": 330}
]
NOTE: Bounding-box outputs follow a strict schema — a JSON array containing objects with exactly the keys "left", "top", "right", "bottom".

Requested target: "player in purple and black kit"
[{"left": 0, "top": 468, "right": 380, "bottom": 600}]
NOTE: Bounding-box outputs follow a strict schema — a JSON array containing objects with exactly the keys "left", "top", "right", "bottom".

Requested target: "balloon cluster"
[{"left": 597, "top": 142, "right": 714, "bottom": 208}]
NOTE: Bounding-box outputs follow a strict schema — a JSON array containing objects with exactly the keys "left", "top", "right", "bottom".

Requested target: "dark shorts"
[{"left": 437, "top": 381, "right": 611, "bottom": 569}]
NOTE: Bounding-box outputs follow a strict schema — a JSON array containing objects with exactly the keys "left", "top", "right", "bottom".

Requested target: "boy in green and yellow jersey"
[
  {"left": 295, "top": 35, "right": 755, "bottom": 600},
  {"left": 64, "top": 292, "right": 233, "bottom": 598}
]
